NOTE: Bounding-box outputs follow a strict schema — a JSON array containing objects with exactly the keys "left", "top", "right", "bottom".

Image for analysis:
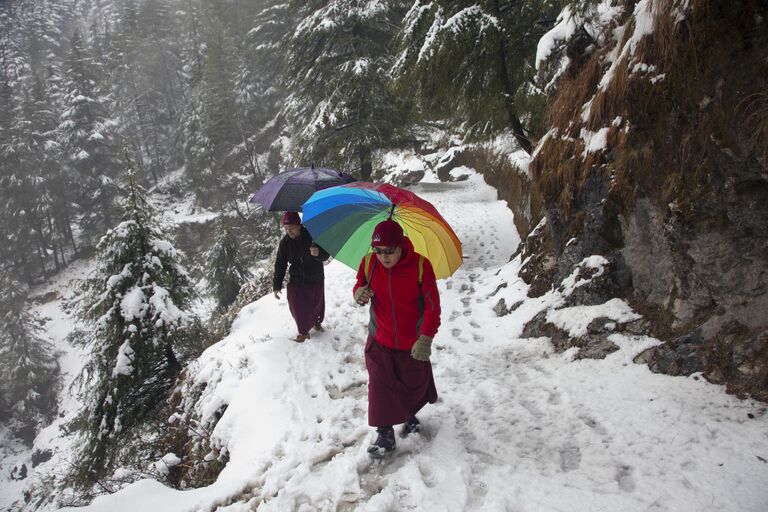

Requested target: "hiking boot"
[
  {"left": 293, "top": 333, "right": 310, "bottom": 343},
  {"left": 367, "top": 426, "right": 395, "bottom": 458},
  {"left": 400, "top": 416, "right": 420, "bottom": 438},
  {"left": 313, "top": 323, "right": 325, "bottom": 332}
]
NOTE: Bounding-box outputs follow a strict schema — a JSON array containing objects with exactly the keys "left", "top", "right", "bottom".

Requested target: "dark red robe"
[
  {"left": 286, "top": 281, "right": 325, "bottom": 335},
  {"left": 364, "top": 336, "right": 438, "bottom": 427}
]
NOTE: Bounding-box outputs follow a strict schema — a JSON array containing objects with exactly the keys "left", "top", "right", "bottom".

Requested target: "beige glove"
[
  {"left": 354, "top": 286, "right": 374, "bottom": 305},
  {"left": 410, "top": 335, "right": 433, "bottom": 361}
]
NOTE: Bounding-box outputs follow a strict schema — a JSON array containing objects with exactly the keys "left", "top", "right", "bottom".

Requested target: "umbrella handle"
[
  {"left": 367, "top": 257, "right": 378, "bottom": 287},
  {"left": 357, "top": 258, "right": 378, "bottom": 305},
  {"left": 358, "top": 205, "right": 388, "bottom": 303}
]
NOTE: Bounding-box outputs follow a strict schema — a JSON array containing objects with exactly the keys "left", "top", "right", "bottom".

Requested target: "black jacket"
[{"left": 273, "top": 226, "right": 330, "bottom": 290}]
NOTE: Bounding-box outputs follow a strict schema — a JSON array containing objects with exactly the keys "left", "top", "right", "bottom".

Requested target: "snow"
[
  {"left": 443, "top": 6, "right": 498, "bottom": 36},
  {"left": 155, "top": 453, "right": 182, "bottom": 477},
  {"left": 536, "top": 6, "right": 578, "bottom": 70},
  {"left": 0, "top": 259, "right": 91, "bottom": 509},
  {"left": 598, "top": 0, "right": 657, "bottom": 92},
  {"left": 111, "top": 340, "right": 135, "bottom": 377},
  {"left": 120, "top": 285, "right": 147, "bottom": 321},
  {"left": 148, "top": 283, "right": 191, "bottom": 328},
  {"left": 0, "top": 152, "right": 743, "bottom": 512},
  {"left": 535, "top": 0, "right": 625, "bottom": 90},
  {"left": 547, "top": 298, "right": 641, "bottom": 338},
  {"left": 581, "top": 126, "right": 611, "bottom": 156},
  {"left": 417, "top": 8, "right": 443, "bottom": 65}
]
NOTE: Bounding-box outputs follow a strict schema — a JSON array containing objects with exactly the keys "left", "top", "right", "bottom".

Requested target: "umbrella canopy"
[
  {"left": 249, "top": 166, "right": 357, "bottom": 212},
  {"left": 302, "top": 182, "right": 462, "bottom": 279}
]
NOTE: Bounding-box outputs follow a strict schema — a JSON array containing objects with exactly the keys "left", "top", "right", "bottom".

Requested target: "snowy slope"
[
  {"left": 48, "top": 164, "right": 768, "bottom": 512},
  {"left": 0, "top": 258, "right": 91, "bottom": 511}
]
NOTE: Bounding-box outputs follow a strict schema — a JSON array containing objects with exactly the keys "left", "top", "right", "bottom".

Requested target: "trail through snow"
[{"left": 19, "top": 168, "right": 768, "bottom": 511}]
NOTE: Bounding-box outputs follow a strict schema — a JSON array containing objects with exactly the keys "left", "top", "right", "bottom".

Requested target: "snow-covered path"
[{"left": 57, "top": 170, "right": 768, "bottom": 512}]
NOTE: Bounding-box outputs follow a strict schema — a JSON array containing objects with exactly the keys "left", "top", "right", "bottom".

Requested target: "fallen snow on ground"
[
  {"left": 54, "top": 167, "right": 768, "bottom": 512},
  {"left": 0, "top": 258, "right": 91, "bottom": 511},
  {"left": 5, "top": 162, "right": 767, "bottom": 512}
]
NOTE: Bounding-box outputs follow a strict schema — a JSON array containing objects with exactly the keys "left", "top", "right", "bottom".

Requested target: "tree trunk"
[
  {"left": 359, "top": 145, "right": 372, "bottom": 181},
  {"left": 46, "top": 212, "right": 61, "bottom": 272},
  {"left": 495, "top": 1, "right": 533, "bottom": 155}
]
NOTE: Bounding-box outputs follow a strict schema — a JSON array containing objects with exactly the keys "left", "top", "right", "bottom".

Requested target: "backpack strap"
[{"left": 418, "top": 255, "right": 424, "bottom": 287}]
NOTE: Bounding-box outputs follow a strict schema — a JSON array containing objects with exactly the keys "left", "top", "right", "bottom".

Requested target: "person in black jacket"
[{"left": 273, "top": 211, "right": 330, "bottom": 342}]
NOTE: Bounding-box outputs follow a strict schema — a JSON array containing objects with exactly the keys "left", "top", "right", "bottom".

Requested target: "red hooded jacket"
[{"left": 353, "top": 238, "right": 441, "bottom": 351}]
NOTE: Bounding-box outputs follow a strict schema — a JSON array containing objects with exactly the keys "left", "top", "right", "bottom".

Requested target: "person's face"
[
  {"left": 373, "top": 245, "right": 402, "bottom": 268},
  {"left": 283, "top": 224, "right": 301, "bottom": 239}
]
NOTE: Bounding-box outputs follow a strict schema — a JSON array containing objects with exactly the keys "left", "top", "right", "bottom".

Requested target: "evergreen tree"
[
  {"left": 392, "top": 0, "right": 558, "bottom": 153},
  {"left": 19, "top": 0, "right": 79, "bottom": 269},
  {"left": 284, "top": 0, "right": 412, "bottom": 180},
  {"left": 108, "top": 0, "right": 182, "bottom": 184},
  {"left": 206, "top": 218, "right": 250, "bottom": 311},
  {"left": 0, "top": 272, "right": 59, "bottom": 446},
  {"left": 74, "top": 167, "right": 196, "bottom": 481},
  {"left": 236, "top": 0, "right": 291, "bottom": 129},
  {"left": 231, "top": 0, "right": 293, "bottom": 180},
  {"left": 180, "top": 0, "right": 241, "bottom": 199},
  {"left": 59, "top": 28, "right": 121, "bottom": 245},
  {"left": 0, "top": 54, "right": 35, "bottom": 281}
]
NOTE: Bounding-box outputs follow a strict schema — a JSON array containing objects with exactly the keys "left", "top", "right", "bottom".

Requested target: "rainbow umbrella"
[{"left": 302, "top": 182, "right": 462, "bottom": 279}]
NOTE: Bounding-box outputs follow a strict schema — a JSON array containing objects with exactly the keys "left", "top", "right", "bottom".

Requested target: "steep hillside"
[{"left": 526, "top": 0, "right": 768, "bottom": 399}]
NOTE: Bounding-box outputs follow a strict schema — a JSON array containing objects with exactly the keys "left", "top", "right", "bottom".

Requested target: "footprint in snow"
[
  {"left": 616, "top": 465, "right": 636, "bottom": 492},
  {"left": 559, "top": 445, "right": 582, "bottom": 472}
]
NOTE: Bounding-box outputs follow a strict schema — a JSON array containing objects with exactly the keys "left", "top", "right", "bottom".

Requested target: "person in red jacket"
[{"left": 353, "top": 219, "right": 441, "bottom": 457}]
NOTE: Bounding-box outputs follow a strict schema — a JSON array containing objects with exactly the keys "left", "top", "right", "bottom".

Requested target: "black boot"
[
  {"left": 399, "top": 416, "right": 420, "bottom": 438},
  {"left": 367, "top": 426, "right": 396, "bottom": 458}
]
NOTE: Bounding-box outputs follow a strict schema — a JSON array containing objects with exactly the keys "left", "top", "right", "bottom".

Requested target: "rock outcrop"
[{"left": 524, "top": 0, "right": 768, "bottom": 400}]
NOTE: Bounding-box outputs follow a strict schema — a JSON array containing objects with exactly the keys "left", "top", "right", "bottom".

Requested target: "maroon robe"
[
  {"left": 365, "top": 336, "right": 438, "bottom": 427},
  {"left": 286, "top": 281, "right": 325, "bottom": 335}
]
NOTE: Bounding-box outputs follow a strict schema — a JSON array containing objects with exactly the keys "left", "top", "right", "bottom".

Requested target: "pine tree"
[
  {"left": 107, "top": 0, "right": 182, "bottom": 184},
  {"left": 59, "top": 29, "right": 121, "bottom": 245},
  {"left": 19, "top": 0, "right": 80, "bottom": 269},
  {"left": 206, "top": 218, "right": 250, "bottom": 311},
  {"left": 284, "top": 0, "right": 412, "bottom": 180},
  {"left": 392, "top": 0, "right": 558, "bottom": 153},
  {"left": 236, "top": 0, "right": 291, "bottom": 129},
  {"left": 74, "top": 166, "right": 196, "bottom": 481},
  {"left": 180, "top": 0, "right": 241, "bottom": 200},
  {"left": 0, "top": 54, "right": 38, "bottom": 283},
  {"left": 0, "top": 273, "right": 59, "bottom": 446},
  {"left": 231, "top": 0, "right": 293, "bottom": 181}
]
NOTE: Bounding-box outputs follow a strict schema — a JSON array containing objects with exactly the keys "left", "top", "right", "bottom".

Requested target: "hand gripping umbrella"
[
  {"left": 249, "top": 165, "right": 356, "bottom": 212},
  {"left": 301, "top": 182, "right": 462, "bottom": 280}
]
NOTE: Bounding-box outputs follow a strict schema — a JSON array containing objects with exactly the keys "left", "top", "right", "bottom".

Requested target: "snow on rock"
[{"left": 547, "top": 298, "right": 641, "bottom": 338}]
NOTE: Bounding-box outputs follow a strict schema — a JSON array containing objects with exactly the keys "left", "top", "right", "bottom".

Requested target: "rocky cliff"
[{"left": 524, "top": 0, "right": 768, "bottom": 400}]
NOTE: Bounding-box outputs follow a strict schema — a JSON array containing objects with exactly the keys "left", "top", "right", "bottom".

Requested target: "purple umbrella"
[{"left": 249, "top": 166, "right": 357, "bottom": 212}]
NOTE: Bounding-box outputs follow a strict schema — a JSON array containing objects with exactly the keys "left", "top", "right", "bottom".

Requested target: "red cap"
[
  {"left": 281, "top": 211, "right": 301, "bottom": 225},
  {"left": 371, "top": 219, "right": 404, "bottom": 247}
]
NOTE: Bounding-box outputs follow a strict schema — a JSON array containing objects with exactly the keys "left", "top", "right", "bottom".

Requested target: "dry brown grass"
[
  {"left": 742, "top": 91, "right": 768, "bottom": 161},
  {"left": 533, "top": 0, "right": 768, "bottom": 224}
]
